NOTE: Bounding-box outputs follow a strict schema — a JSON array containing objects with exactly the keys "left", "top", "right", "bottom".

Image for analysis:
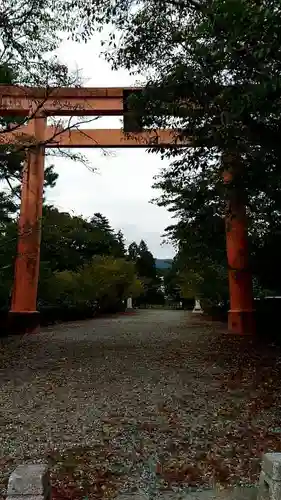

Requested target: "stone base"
[
  {"left": 8, "top": 311, "right": 40, "bottom": 335},
  {"left": 124, "top": 308, "right": 136, "bottom": 315},
  {"left": 192, "top": 299, "right": 203, "bottom": 314},
  {"left": 258, "top": 453, "right": 281, "bottom": 500},
  {"left": 7, "top": 464, "right": 50, "bottom": 500},
  {"left": 228, "top": 309, "right": 255, "bottom": 335}
]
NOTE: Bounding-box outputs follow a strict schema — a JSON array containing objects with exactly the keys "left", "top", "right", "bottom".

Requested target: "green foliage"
[
  {"left": 162, "top": 266, "right": 181, "bottom": 302},
  {"left": 40, "top": 207, "right": 126, "bottom": 273},
  {"left": 0, "top": 0, "right": 105, "bottom": 218},
  {"left": 166, "top": 215, "right": 229, "bottom": 304},
  {"left": 42, "top": 255, "right": 143, "bottom": 312},
  {"left": 39, "top": 209, "right": 143, "bottom": 310},
  {"left": 0, "top": 206, "right": 143, "bottom": 314},
  {"left": 0, "top": 0, "right": 107, "bottom": 85},
  {"left": 88, "top": 0, "right": 281, "bottom": 303},
  {"left": 0, "top": 1, "right": 146, "bottom": 317},
  {"left": 128, "top": 239, "right": 165, "bottom": 305}
]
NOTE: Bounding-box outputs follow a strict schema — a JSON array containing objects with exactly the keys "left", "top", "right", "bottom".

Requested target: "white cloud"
[{"left": 46, "top": 34, "right": 176, "bottom": 258}]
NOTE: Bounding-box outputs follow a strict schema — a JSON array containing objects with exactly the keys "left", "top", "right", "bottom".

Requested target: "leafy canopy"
[{"left": 82, "top": 0, "right": 281, "bottom": 300}]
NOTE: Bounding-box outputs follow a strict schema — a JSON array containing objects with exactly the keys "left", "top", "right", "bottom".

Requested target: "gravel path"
[{"left": 0, "top": 310, "right": 281, "bottom": 499}]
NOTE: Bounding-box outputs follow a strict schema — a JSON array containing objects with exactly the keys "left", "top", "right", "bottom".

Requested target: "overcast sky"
[{"left": 44, "top": 34, "right": 176, "bottom": 259}]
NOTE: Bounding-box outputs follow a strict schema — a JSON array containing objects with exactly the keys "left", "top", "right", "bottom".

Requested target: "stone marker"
[
  {"left": 126, "top": 297, "right": 133, "bottom": 311},
  {"left": 258, "top": 453, "right": 281, "bottom": 500},
  {"left": 192, "top": 298, "right": 203, "bottom": 314},
  {"left": 7, "top": 464, "right": 51, "bottom": 500}
]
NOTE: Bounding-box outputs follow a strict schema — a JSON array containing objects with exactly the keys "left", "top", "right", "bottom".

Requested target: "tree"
[
  {"left": 39, "top": 207, "right": 127, "bottom": 274},
  {"left": 136, "top": 240, "right": 157, "bottom": 280},
  {"left": 128, "top": 242, "right": 139, "bottom": 262},
  {"left": 89, "top": 213, "right": 125, "bottom": 257},
  {"left": 127, "top": 240, "right": 164, "bottom": 306},
  {"left": 163, "top": 264, "right": 182, "bottom": 303},
  {"left": 0, "top": 203, "right": 143, "bottom": 314},
  {"left": 83, "top": 0, "right": 281, "bottom": 303},
  {"left": 0, "top": 0, "right": 108, "bottom": 86},
  {"left": 116, "top": 230, "right": 126, "bottom": 256},
  {"left": 38, "top": 208, "right": 142, "bottom": 314},
  {"left": 77, "top": 256, "right": 143, "bottom": 310},
  {"left": 0, "top": 1, "right": 145, "bottom": 317},
  {"left": 0, "top": 0, "right": 109, "bottom": 217},
  {"left": 43, "top": 255, "right": 143, "bottom": 314}
]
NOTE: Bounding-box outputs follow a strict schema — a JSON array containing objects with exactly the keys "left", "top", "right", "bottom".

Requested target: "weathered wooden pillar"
[
  {"left": 223, "top": 153, "right": 255, "bottom": 334},
  {"left": 9, "top": 114, "right": 46, "bottom": 334}
]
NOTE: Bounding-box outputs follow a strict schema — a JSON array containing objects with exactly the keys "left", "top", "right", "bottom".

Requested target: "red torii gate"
[{"left": 0, "top": 86, "right": 254, "bottom": 335}]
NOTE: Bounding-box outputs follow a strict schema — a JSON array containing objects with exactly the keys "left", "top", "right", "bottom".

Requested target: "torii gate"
[{"left": 0, "top": 86, "right": 255, "bottom": 335}]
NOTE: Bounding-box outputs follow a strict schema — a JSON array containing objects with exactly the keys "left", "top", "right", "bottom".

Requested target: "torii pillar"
[
  {"left": 9, "top": 114, "right": 46, "bottom": 334},
  {"left": 223, "top": 153, "right": 255, "bottom": 335}
]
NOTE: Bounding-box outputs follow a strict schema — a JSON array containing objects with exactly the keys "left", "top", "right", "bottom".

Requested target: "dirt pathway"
[{"left": 0, "top": 310, "right": 281, "bottom": 499}]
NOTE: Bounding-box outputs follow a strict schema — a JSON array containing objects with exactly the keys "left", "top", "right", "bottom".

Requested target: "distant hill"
[{"left": 155, "top": 258, "right": 173, "bottom": 270}]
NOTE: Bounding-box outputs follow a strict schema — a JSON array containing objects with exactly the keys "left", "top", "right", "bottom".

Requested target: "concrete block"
[
  {"left": 258, "top": 453, "right": 281, "bottom": 500},
  {"left": 7, "top": 464, "right": 51, "bottom": 500},
  {"left": 262, "top": 454, "right": 281, "bottom": 481}
]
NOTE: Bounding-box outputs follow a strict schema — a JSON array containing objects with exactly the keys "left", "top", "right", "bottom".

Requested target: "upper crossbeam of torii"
[
  {"left": 0, "top": 84, "right": 256, "bottom": 336},
  {"left": 0, "top": 85, "right": 188, "bottom": 148},
  {"left": 0, "top": 86, "right": 137, "bottom": 116},
  {"left": 0, "top": 85, "right": 191, "bottom": 148}
]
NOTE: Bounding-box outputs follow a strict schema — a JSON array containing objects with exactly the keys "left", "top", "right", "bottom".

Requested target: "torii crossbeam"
[
  {"left": 0, "top": 126, "right": 189, "bottom": 148},
  {"left": 0, "top": 86, "right": 255, "bottom": 335},
  {"left": 0, "top": 86, "right": 128, "bottom": 115}
]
